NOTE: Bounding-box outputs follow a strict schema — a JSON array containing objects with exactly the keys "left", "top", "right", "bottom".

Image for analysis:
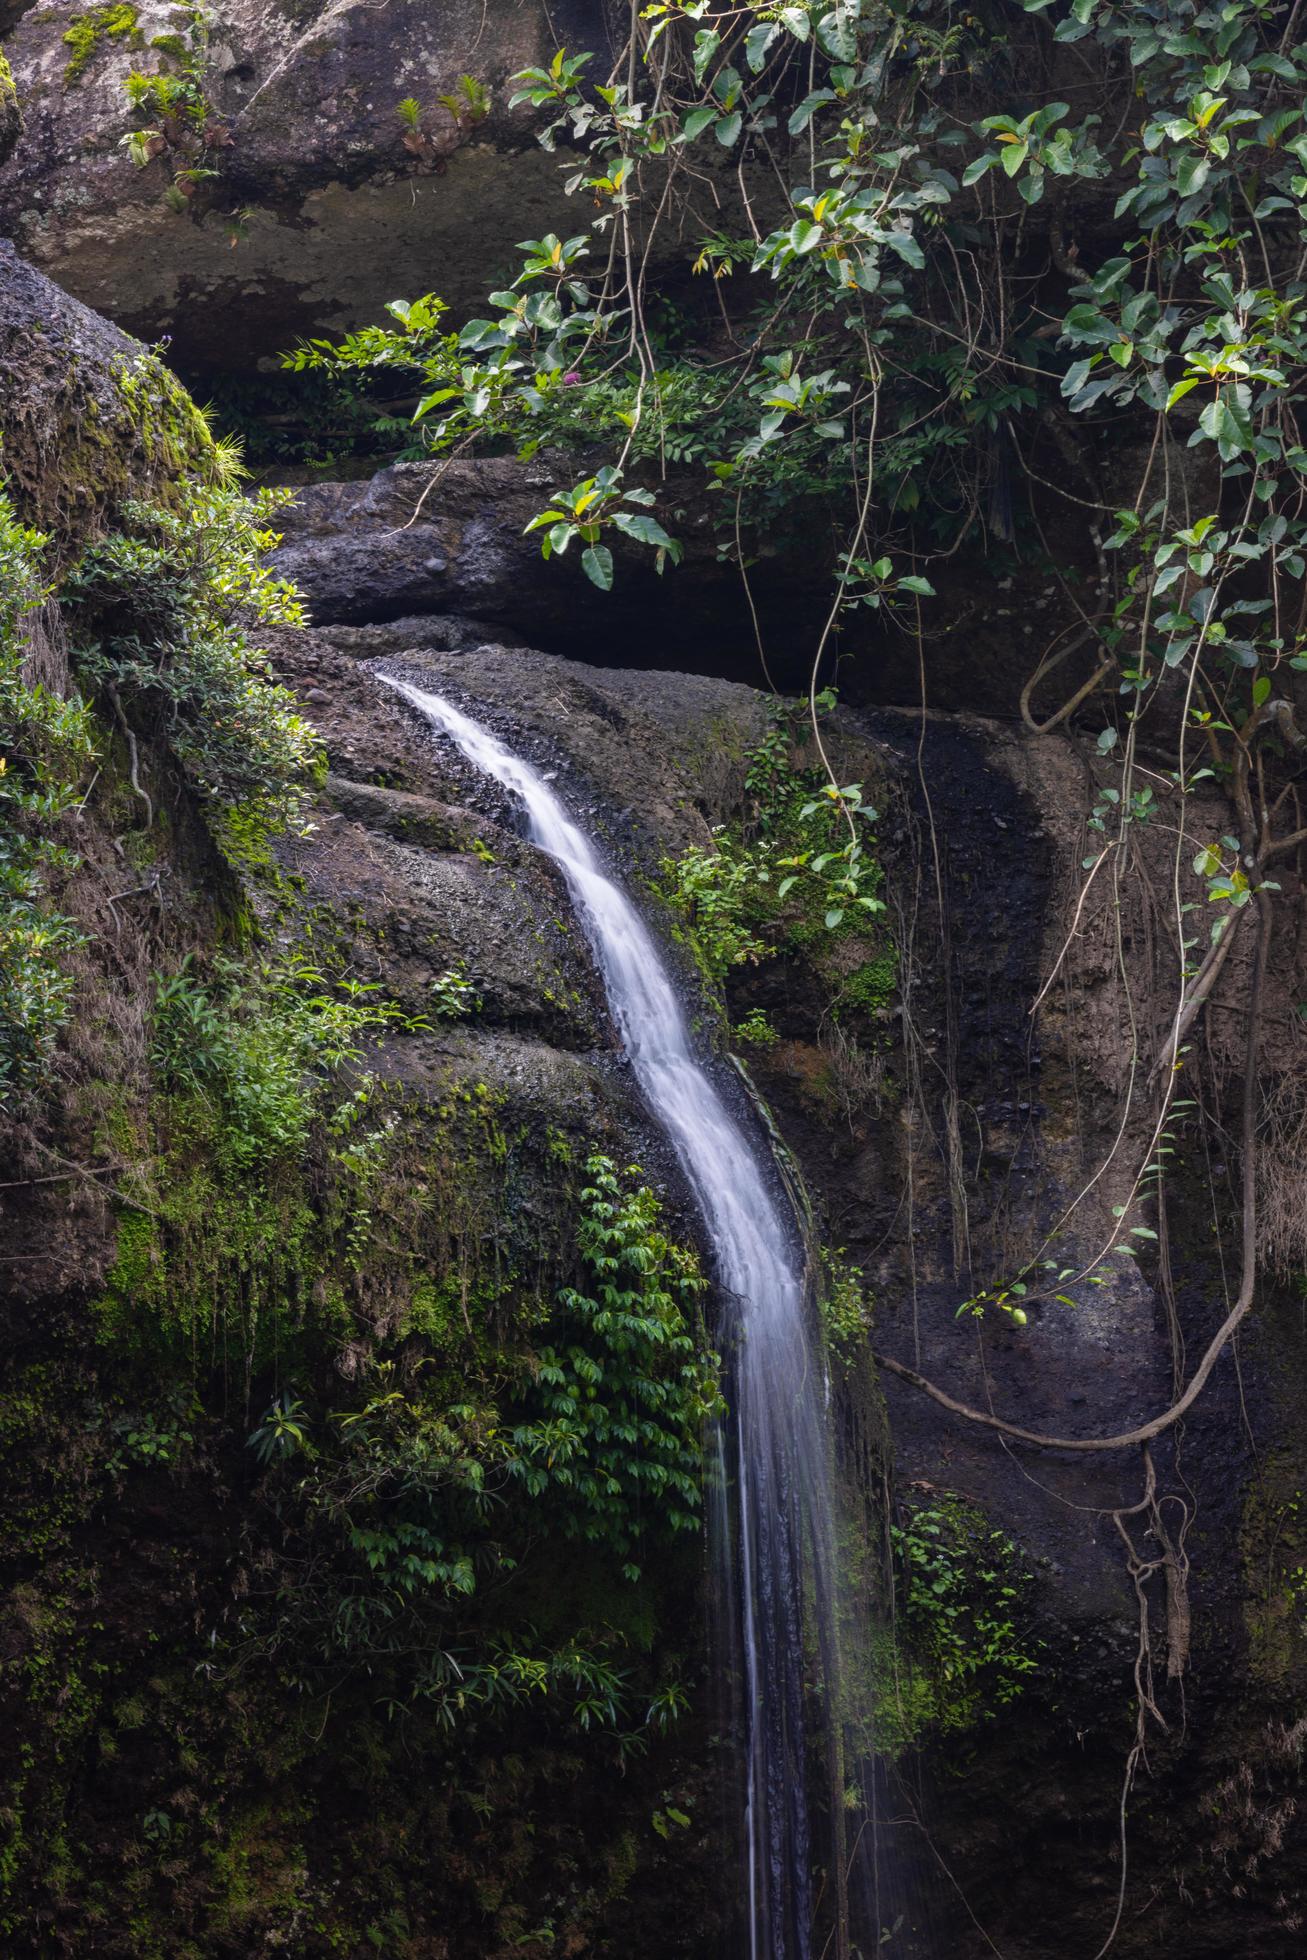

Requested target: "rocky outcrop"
[
  {"left": 269, "top": 455, "right": 834, "bottom": 684},
  {"left": 0, "top": 46, "right": 21, "bottom": 162},
  {"left": 268, "top": 628, "right": 1307, "bottom": 1957},
  {"left": 0, "top": 241, "right": 217, "bottom": 552},
  {"left": 0, "top": 0, "right": 613, "bottom": 370}
]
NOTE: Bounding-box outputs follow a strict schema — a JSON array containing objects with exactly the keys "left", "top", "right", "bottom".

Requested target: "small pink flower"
[{"left": 562, "top": 370, "right": 581, "bottom": 386}]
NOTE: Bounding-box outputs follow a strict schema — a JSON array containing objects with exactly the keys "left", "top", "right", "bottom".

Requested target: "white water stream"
[{"left": 384, "top": 675, "right": 840, "bottom": 1957}]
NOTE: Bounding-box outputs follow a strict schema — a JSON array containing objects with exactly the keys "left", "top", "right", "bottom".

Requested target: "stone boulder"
[
  {"left": 0, "top": 0, "right": 613, "bottom": 371},
  {"left": 0, "top": 239, "right": 216, "bottom": 554},
  {"left": 269, "top": 454, "right": 835, "bottom": 685}
]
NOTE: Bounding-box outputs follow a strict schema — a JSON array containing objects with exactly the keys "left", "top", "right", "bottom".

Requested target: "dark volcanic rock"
[
  {"left": 0, "top": 0, "right": 613, "bottom": 370},
  {"left": 270, "top": 454, "right": 834, "bottom": 685},
  {"left": 0, "top": 240, "right": 215, "bottom": 553}
]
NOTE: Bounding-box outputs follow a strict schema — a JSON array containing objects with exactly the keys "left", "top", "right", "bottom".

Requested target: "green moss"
[
  {"left": 63, "top": 5, "right": 140, "bottom": 85},
  {"left": 24, "top": 348, "right": 222, "bottom": 563},
  {"left": 0, "top": 52, "right": 17, "bottom": 110},
  {"left": 835, "top": 945, "right": 899, "bottom": 1018},
  {"left": 110, "top": 353, "right": 221, "bottom": 486},
  {"left": 1241, "top": 1451, "right": 1307, "bottom": 1690}
]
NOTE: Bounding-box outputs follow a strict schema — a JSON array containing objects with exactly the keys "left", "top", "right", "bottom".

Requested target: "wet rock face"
[
  {"left": 289, "top": 644, "right": 1307, "bottom": 1955},
  {"left": 0, "top": 0, "right": 611, "bottom": 370},
  {"left": 270, "top": 456, "right": 834, "bottom": 685},
  {"left": 0, "top": 241, "right": 212, "bottom": 553},
  {"left": 729, "top": 704, "right": 1307, "bottom": 1958}
]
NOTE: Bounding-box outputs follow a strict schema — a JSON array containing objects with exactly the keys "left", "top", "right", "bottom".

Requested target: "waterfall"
[{"left": 384, "top": 675, "right": 842, "bottom": 1957}]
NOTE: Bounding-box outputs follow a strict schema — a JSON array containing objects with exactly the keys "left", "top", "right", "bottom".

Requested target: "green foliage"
[
  {"left": 658, "top": 839, "right": 772, "bottom": 984},
  {"left": 430, "top": 962, "right": 481, "bottom": 1019},
  {"left": 227, "top": 1159, "right": 718, "bottom": 1743},
  {"left": 509, "top": 1155, "right": 723, "bottom": 1569},
  {"left": 1240, "top": 1451, "right": 1307, "bottom": 1689},
  {"left": 149, "top": 955, "right": 417, "bottom": 1169},
  {"left": 440, "top": 72, "right": 490, "bottom": 124},
  {"left": 0, "top": 492, "right": 94, "bottom": 1106},
  {"left": 523, "top": 464, "right": 682, "bottom": 588},
  {"left": 62, "top": 3, "right": 139, "bottom": 85},
  {"left": 819, "top": 1249, "right": 871, "bottom": 1364},
  {"left": 102, "top": 1396, "right": 195, "bottom": 1473},
  {"left": 117, "top": 0, "right": 241, "bottom": 224},
  {"left": 658, "top": 691, "right": 888, "bottom": 992},
  {"left": 67, "top": 484, "right": 320, "bottom": 853},
  {"left": 394, "top": 73, "right": 491, "bottom": 167},
  {"left": 732, "top": 1005, "right": 778, "bottom": 1048},
  {"left": 887, "top": 1496, "right": 1040, "bottom": 1736}
]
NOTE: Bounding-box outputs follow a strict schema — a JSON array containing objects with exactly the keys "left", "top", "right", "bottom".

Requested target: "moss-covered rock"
[
  {"left": 0, "top": 51, "right": 22, "bottom": 167},
  {"left": 0, "top": 247, "right": 219, "bottom": 561}
]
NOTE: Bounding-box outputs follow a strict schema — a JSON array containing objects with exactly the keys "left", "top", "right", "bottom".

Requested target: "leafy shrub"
[
  {"left": 0, "top": 492, "right": 94, "bottom": 1105},
  {"left": 509, "top": 1154, "right": 723, "bottom": 1574},
  {"left": 658, "top": 691, "right": 888, "bottom": 993},
  {"left": 67, "top": 484, "right": 320, "bottom": 852},
  {"left": 819, "top": 1250, "right": 871, "bottom": 1363},
  {"left": 658, "top": 839, "right": 772, "bottom": 984},
  {"left": 150, "top": 956, "right": 418, "bottom": 1168},
  {"left": 430, "top": 963, "right": 480, "bottom": 1018},
  {"left": 733, "top": 1006, "right": 778, "bottom": 1048},
  {"left": 237, "top": 1160, "right": 719, "bottom": 1733},
  {"left": 891, "top": 1497, "right": 1039, "bottom": 1727}
]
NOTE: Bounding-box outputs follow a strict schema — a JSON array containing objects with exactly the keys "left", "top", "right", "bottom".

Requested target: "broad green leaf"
[
  {"left": 581, "top": 544, "right": 613, "bottom": 590},
  {"left": 962, "top": 152, "right": 999, "bottom": 185},
  {"left": 1198, "top": 394, "right": 1252, "bottom": 460},
  {"left": 1175, "top": 152, "right": 1210, "bottom": 197},
  {"left": 679, "top": 105, "right": 718, "bottom": 142},
  {"left": 885, "top": 230, "right": 925, "bottom": 269},
  {"left": 745, "top": 21, "right": 779, "bottom": 70},
  {"left": 789, "top": 89, "right": 834, "bottom": 134}
]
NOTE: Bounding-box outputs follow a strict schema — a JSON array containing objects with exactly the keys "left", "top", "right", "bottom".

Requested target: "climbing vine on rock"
[
  {"left": 66, "top": 482, "right": 320, "bottom": 855},
  {"left": 0, "top": 493, "right": 93, "bottom": 1106}
]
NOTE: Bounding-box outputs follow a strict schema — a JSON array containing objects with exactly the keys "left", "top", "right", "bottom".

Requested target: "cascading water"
[{"left": 383, "top": 674, "right": 843, "bottom": 1957}]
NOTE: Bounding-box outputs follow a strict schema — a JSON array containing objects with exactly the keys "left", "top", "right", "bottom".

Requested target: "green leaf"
[
  {"left": 789, "top": 90, "right": 833, "bottom": 135},
  {"left": 680, "top": 105, "right": 718, "bottom": 142},
  {"left": 715, "top": 110, "right": 743, "bottom": 147},
  {"left": 1175, "top": 152, "right": 1210, "bottom": 198},
  {"left": 581, "top": 544, "right": 613, "bottom": 590},
  {"left": 885, "top": 230, "right": 925, "bottom": 269},
  {"left": 962, "top": 152, "right": 999, "bottom": 185},
  {"left": 1198, "top": 394, "right": 1253, "bottom": 461},
  {"left": 611, "top": 510, "right": 677, "bottom": 552},
  {"left": 745, "top": 21, "right": 779, "bottom": 70}
]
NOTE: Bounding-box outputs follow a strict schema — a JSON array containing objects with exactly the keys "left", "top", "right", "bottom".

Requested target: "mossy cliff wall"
[
  {"left": 0, "top": 255, "right": 742, "bottom": 1956},
  {"left": 3, "top": 228, "right": 1307, "bottom": 1960}
]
